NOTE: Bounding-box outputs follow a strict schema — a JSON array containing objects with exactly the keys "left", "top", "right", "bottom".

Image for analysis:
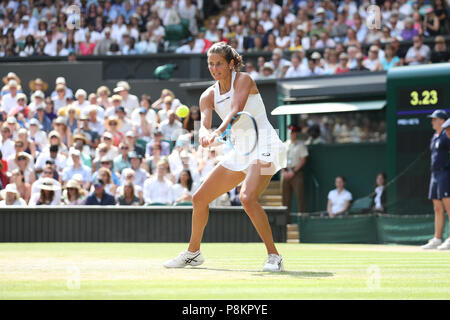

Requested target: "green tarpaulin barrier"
[
  {"left": 296, "top": 214, "right": 449, "bottom": 244},
  {"left": 298, "top": 214, "right": 377, "bottom": 244},
  {"left": 377, "top": 214, "right": 449, "bottom": 245}
]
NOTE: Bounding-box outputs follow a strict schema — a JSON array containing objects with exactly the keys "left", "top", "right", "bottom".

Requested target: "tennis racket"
[{"left": 214, "top": 111, "right": 258, "bottom": 156}]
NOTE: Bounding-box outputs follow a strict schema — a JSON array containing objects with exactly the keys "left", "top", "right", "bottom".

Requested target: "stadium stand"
[{"left": 0, "top": 0, "right": 449, "bottom": 207}]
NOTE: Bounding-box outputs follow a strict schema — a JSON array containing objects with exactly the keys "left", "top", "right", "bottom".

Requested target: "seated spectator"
[
  {"left": 0, "top": 184, "right": 27, "bottom": 206},
  {"left": 113, "top": 81, "right": 139, "bottom": 116},
  {"left": 379, "top": 44, "right": 401, "bottom": 70},
  {"left": 259, "top": 63, "right": 276, "bottom": 79},
  {"left": 323, "top": 49, "right": 339, "bottom": 74},
  {"left": 78, "top": 32, "right": 96, "bottom": 55},
  {"left": 9, "top": 168, "right": 31, "bottom": 204},
  {"left": 326, "top": 176, "right": 352, "bottom": 218},
  {"left": 117, "top": 168, "right": 143, "bottom": 204},
  {"left": 85, "top": 178, "right": 116, "bottom": 205},
  {"left": 285, "top": 51, "right": 307, "bottom": 78},
  {"left": 62, "top": 148, "right": 91, "bottom": 189},
  {"left": 401, "top": 17, "right": 419, "bottom": 41},
  {"left": 125, "top": 130, "right": 145, "bottom": 158},
  {"left": 114, "top": 143, "right": 131, "bottom": 174},
  {"left": 143, "top": 160, "right": 174, "bottom": 205},
  {"left": 145, "top": 130, "right": 170, "bottom": 157},
  {"left": 74, "top": 114, "right": 100, "bottom": 149},
  {"left": 423, "top": 6, "right": 440, "bottom": 38},
  {"left": 351, "top": 52, "right": 370, "bottom": 71},
  {"left": 363, "top": 45, "right": 382, "bottom": 71},
  {"left": 122, "top": 151, "right": 148, "bottom": 188},
  {"left": 31, "top": 164, "right": 62, "bottom": 203},
  {"left": 29, "top": 177, "right": 61, "bottom": 205},
  {"left": 91, "top": 166, "right": 118, "bottom": 197},
  {"left": 12, "top": 152, "right": 35, "bottom": 184},
  {"left": 62, "top": 179, "right": 86, "bottom": 205},
  {"left": 306, "top": 125, "right": 325, "bottom": 145},
  {"left": 145, "top": 142, "right": 162, "bottom": 175},
  {"left": 405, "top": 35, "right": 431, "bottom": 65},
  {"left": 172, "top": 169, "right": 198, "bottom": 204},
  {"left": 117, "top": 181, "right": 140, "bottom": 206},
  {"left": 229, "top": 183, "right": 242, "bottom": 206},
  {"left": 159, "top": 110, "right": 183, "bottom": 143},
  {"left": 335, "top": 53, "right": 350, "bottom": 74},
  {"left": 35, "top": 144, "right": 67, "bottom": 176},
  {"left": 371, "top": 172, "right": 387, "bottom": 213},
  {"left": 430, "top": 35, "right": 449, "bottom": 63}
]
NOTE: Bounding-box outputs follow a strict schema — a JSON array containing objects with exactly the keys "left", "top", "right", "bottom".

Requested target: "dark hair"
[
  {"left": 336, "top": 175, "right": 346, "bottom": 183},
  {"left": 207, "top": 42, "right": 243, "bottom": 71},
  {"left": 183, "top": 105, "right": 200, "bottom": 131},
  {"left": 375, "top": 172, "right": 387, "bottom": 187},
  {"left": 178, "top": 169, "right": 193, "bottom": 191}
]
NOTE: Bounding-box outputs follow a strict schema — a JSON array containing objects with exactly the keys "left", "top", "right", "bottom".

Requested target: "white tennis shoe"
[
  {"left": 437, "top": 238, "right": 450, "bottom": 250},
  {"left": 262, "top": 254, "right": 284, "bottom": 272},
  {"left": 421, "top": 238, "right": 442, "bottom": 249},
  {"left": 163, "top": 250, "right": 205, "bottom": 268}
]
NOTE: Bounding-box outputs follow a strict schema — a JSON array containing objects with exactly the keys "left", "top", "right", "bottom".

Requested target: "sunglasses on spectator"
[
  {"left": 43, "top": 171, "right": 52, "bottom": 175},
  {"left": 18, "top": 157, "right": 27, "bottom": 161},
  {"left": 15, "top": 144, "right": 23, "bottom": 148},
  {"left": 101, "top": 161, "right": 111, "bottom": 165},
  {"left": 109, "top": 122, "right": 117, "bottom": 126},
  {"left": 103, "top": 137, "right": 111, "bottom": 140},
  {"left": 99, "top": 149, "right": 107, "bottom": 153},
  {"left": 121, "top": 146, "right": 129, "bottom": 150},
  {"left": 94, "top": 184, "right": 103, "bottom": 189}
]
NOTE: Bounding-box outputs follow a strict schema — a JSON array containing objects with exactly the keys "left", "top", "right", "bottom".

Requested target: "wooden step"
[
  {"left": 287, "top": 224, "right": 298, "bottom": 232},
  {"left": 287, "top": 239, "right": 300, "bottom": 243}
]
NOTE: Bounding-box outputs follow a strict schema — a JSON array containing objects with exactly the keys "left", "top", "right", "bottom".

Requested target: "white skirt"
[{"left": 219, "top": 126, "right": 287, "bottom": 176}]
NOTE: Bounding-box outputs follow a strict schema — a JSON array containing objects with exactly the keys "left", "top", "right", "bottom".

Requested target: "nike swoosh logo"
[
  {"left": 262, "top": 152, "right": 270, "bottom": 156},
  {"left": 217, "top": 96, "right": 230, "bottom": 104}
]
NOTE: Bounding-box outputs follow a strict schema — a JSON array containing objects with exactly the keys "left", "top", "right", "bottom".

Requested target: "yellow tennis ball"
[{"left": 176, "top": 105, "right": 189, "bottom": 118}]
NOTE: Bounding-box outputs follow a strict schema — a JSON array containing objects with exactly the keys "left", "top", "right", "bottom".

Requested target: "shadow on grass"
[{"left": 194, "top": 267, "right": 334, "bottom": 278}]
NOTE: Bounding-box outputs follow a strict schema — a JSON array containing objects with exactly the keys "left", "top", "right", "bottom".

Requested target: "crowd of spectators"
[
  {"left": 0, "top": 74, "right": 239, "bottom": 206},
  {"left": 1, "top": 1, "right": 448, "bottom": 78},
  {"left": 296, "top": 111, "right": 387, "bottom": 144}
]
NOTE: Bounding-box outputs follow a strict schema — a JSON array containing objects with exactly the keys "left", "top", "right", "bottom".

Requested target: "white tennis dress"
[{"left": 213, "top": 71, "right": 287, "bottom": 175}]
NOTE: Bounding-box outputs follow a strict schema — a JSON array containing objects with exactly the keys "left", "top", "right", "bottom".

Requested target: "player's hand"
[{"left": 207, "top": 130, "right": 221, "bottom": 146}]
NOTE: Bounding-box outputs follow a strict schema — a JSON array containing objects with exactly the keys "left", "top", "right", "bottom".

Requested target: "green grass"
[{"left": 0, "top": 242, "right": 449, "bottom": 299}]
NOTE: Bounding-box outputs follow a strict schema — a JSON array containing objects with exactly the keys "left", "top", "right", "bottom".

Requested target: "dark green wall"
[{"left": 292, "top": 142, "right": 387, "bottom": 213}]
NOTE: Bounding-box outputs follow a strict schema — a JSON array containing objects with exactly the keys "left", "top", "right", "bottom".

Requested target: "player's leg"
[
  {"left": 188, "top": 165, "right": 245, "bottom": 252},
  {"left": 239, "top": 160, "right": 283, "bottom": 271},
  {"left": 164, "top": 164, "right": 245, "bottom": 268}
]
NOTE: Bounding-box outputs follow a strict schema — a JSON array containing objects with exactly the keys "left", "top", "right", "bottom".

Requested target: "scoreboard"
[{"left": 386, "top": 63, "right": 450, "bottom": 214}]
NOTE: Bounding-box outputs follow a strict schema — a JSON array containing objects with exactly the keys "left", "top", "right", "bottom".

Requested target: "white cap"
[
  {"left": 69, "top": 147, "right": 81, "bottom": 157},
  {"left": 315, "top": 7, "right": 325, "bottom": 14},
  {"left": 75, "top": 89, "right": 87, "bottom": 98},
  {"left": 55, "top": 77, "right": 66, "bottom": 85}
]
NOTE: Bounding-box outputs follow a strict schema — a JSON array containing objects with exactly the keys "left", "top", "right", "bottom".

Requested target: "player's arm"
[
  {"left": 198, "top": 87, "right": 214, "bottom": 148},
  {"left": 210, "top": 73, "right": 254, "bottom": 142}
]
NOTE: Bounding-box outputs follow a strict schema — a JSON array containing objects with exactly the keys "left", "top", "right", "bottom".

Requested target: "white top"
[
  {"left": 374, "top": 186, "right": 384, "bottom": 210},
  {"left": 213, "top": 71, "right": 286, "bottom": 175},
  {"left": 328, "top": 188, "right": 353, "bottom": 214},
  {"left": 143, "top": 177, "right": 174, "bottom": 204}
]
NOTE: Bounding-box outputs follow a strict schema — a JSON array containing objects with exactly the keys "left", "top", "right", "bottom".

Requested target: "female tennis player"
[{"left": 164, "top": 42, "right": 287, "bottom": 271}]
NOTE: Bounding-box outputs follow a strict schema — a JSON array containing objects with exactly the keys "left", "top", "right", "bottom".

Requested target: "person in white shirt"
[
  {"left": 0, "top": 184, "right": 27, "bottom": 206},
  {"left": 143, "top": 160, "right": 174, "bottom": 205},
  {"left": 1, "top": 80, "right": 20, "bottom": 114},
  {"left": 0, "top": 125, "right": 15, "bottom": 161},
  {"left": 159, "top": 110, "right": 183, "bottom": 142},
  {"left": 405, "top": 35, "right": 431, "bottom": 66},
  {"left": 363, "top": 45, "right": 382, "bottom": 71},
  {"left": 175, "top": 37, "right": 201, "bottom": 54},
  {"left": 72, "top": 89, "right": 90, "bottom": 113},
  {"left": 52, "top": 84, "right": 69, "bottom": 113},
  {"left": 327, "top": 176, "right": 353, "bottom": 218},
  {"left": 13, "top": 16, "right": 34, "bottom": 42},
  {"left": 285, "top": 51, "right": 308, "bottom": 78},
  {"left": 113, "top": 81, "right": 139, "bottom": 116}
]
